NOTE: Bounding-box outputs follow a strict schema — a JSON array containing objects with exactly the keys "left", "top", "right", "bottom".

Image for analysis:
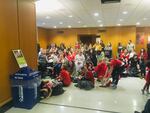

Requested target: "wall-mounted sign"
[{"left": 12, "top": 50, "right": 27, "bottom": 68}]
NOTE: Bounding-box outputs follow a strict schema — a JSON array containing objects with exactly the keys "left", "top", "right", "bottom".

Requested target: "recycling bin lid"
[{"left": 10, "top": 67, "right": 41, "bottom": 80}]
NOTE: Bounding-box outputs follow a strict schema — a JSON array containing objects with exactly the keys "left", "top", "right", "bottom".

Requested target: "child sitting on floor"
[
  {"left": 56, "top": 65, "right": 72, "bottom": 87},
  {"left": 94, "top": 58, "right": 111, "bottom": 87},
  {"left": 75, "top": 64, "right": 94, "bottom": 90},
  {"left": 94, "top": 58, "right": 108, "bottom": 80}
]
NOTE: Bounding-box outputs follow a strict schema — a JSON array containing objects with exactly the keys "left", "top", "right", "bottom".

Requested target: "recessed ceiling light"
[
  {"left": 143, "top": 18, "right": 148, "bottom": 20},
  {"left": 99, "top": 24, "right": 103, "bottom": 27},
  {"left": 94, "top": 13, "right": 99, "bottom": 17},
  {"left": 42, "top": 22, "right": 46, "bottom": 25},
  {"left": 119, "top": 19, "right": 123, "bottom": 21},
  {"left": 53, "top": 26, "right": 57, "bottom": 28},
  {"left": 83, "top": 25, "right": 87, "bottom": 27},
  {"left": 78, "top": 21, "right": 81, "bottom": 23},
  {"left": 117, "top": 24, "right": 121, "bottom": 26},
  {"left": 68, "top": 25, "right": 71, "bottom": 28},
  {"left": 136, "top": 22, "right": 140, "bottom": 25},
  {"left": 122, "top": 11, "right": 128, "bottom": 14},
  {"left": 59, "top": 22, "right": 63, "bottom": 24},
  {"left": 45, "top": 16, "right": 50, "bottom": 19},
  {"left": 97, "top": 20, "right": 102, "bottom": 23},
  {"left": 68, "top": 15, "right": 73, "bottom": 18}
]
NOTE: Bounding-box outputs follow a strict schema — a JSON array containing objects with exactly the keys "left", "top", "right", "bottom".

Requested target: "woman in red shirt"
[
  {"left": 57, "top": 65, "right": 71, "bottom": 87},
  {"left": 94, "top": 59, "right": 108, "bottom": 81},
  {"left": 108, "top": 59, "right": 124, "bottom": 89},
  {"left": 138, "top": 48, "right": 148, "bottom": 61}
]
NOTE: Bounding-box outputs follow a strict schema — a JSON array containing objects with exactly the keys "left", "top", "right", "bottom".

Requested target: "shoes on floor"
[
  {"left": 111, "top": 84, "right": 117, "bottom": 89},
  {"left": 74, "top": 84, "right": 78, "bottom": 87}
]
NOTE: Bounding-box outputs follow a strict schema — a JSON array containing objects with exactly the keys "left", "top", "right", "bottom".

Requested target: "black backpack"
[{"left": 51, "top": 82, "right": 65, "bottom": 96}]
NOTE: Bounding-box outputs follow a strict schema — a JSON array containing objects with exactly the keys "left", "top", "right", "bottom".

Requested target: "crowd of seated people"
[{"left": 38, "top": 40, "right": 149, "bottom": 90}]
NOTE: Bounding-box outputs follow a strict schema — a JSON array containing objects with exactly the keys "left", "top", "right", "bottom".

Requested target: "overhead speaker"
[{"left": 101, "top": 0, "right": 121, "bottom": 4}]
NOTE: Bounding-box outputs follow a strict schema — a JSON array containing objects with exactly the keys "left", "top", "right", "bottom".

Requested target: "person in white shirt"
[
  {"left": 129, "top": 49, "right": 136, "bottom": 59},
  {"left": 75, "top": 51, "right": 85, "bottom": 72},
  {"left": 127, "top": 40, "right": 135, "bottom": 53}
]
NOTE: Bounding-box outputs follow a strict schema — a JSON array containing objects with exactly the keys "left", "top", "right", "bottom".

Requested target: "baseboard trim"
[
  {"left": 0, "top": 98, "right": 12, "bottom": 107},
  {"left": 0, "top": 98, "right": 13, "bottom": 113}
]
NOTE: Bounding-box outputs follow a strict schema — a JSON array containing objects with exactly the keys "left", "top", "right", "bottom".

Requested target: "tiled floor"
[{"left": 6, "top": 77, "right": 150, "bottom": 113}]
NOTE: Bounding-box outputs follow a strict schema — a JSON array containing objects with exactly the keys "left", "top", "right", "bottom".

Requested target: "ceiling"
[{"left": 36, "top": 0, "right": 150, "bottom": 29}]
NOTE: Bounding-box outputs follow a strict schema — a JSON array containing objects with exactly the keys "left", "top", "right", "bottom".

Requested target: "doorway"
[{"left": 78, "top": 34, "right": 96, "bottom": 45}]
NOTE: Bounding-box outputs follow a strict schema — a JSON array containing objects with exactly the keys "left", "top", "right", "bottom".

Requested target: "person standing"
[
  {"left": 93, "top": 41, "right": 102, "bottom": 52},
  {"left": 117, "top": 42, "right": 123, "bottom": 57},
  {"left": 100, "top": 40, "right": 105, "bottom": 51},
  {"left": 138, "top": 48, "right": 147, "bottom": 77},
  {"left": 104, "top": 42, "right": 112, "bottom": 59},
  {"left": 89, "top": 49, "right": 97, "bottom": 66},
  {"left": 141, "top": 61, "right": 150, "bottom": 94},
  {"left": 127, "top": 40, "right": 135, "bottom": 53},
  {"left": 74, "top": 51, "right": 85, "bottom": 72}
]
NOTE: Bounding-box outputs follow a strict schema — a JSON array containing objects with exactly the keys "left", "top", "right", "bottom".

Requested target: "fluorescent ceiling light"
[
  {"left": 59, "top": 22, "right": 63, "bottom": 24},
  {"left": 68, "top": 25, "right": 71, "bottom": 28},
  {"left": 122, "top": 11, "right": 128, "bottom": 14},
  {"left": 68, "top": 15, "right": 73, "bottom": 18},
  {"left": 53, "top": 26, "right": 57, "bottom": 28},
  {"left": 36, "top": 0, "right": 63, "bottom": 13},
  {"left": 143, "top": 18, "right": 148, "bottom": 20},
  {"left": 136, "top": 22, "right": 140, "bottom": 25},
  {"left": 119, "top": 19, "right": 123, "bottom": 21},
  {"left": 99, "top": 24, "right": 103, "bottom": 27},
  {"left": 94, "top": 13, "right": 99, "bottom": 17},
  {"left": 45, "top": 16, "right": 50, "bottom": 19}
]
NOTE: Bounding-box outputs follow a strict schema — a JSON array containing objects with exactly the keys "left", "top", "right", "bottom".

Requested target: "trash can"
[{"left": 10, "top": 67, "right": 41, "bottom": 109}]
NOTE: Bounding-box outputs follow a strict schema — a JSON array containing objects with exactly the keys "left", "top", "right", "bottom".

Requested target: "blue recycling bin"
[{"left": 10, "top": 67, "right": 41, "bottom": 109}]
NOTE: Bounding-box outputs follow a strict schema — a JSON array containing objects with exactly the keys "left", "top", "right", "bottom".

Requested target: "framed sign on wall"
[{"left": 12, "top": 49, "right": 27, "bottom": 68}]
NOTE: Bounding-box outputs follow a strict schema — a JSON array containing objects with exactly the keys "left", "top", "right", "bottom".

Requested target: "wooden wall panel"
[
  {"left": 0, "top": 0, "right": 37, "bottom": 106},
  {"left": 136, "top": 27, "right": 150, "bottom": 52},
  {"left": 38, "top": 27, "right": 48, "bottom": 49},
  {"left": 18, "top": 0, "right": 38, "bottom": 69},
  {"left": 0, "top": 0, "right": 19, "bottom": 106}
]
